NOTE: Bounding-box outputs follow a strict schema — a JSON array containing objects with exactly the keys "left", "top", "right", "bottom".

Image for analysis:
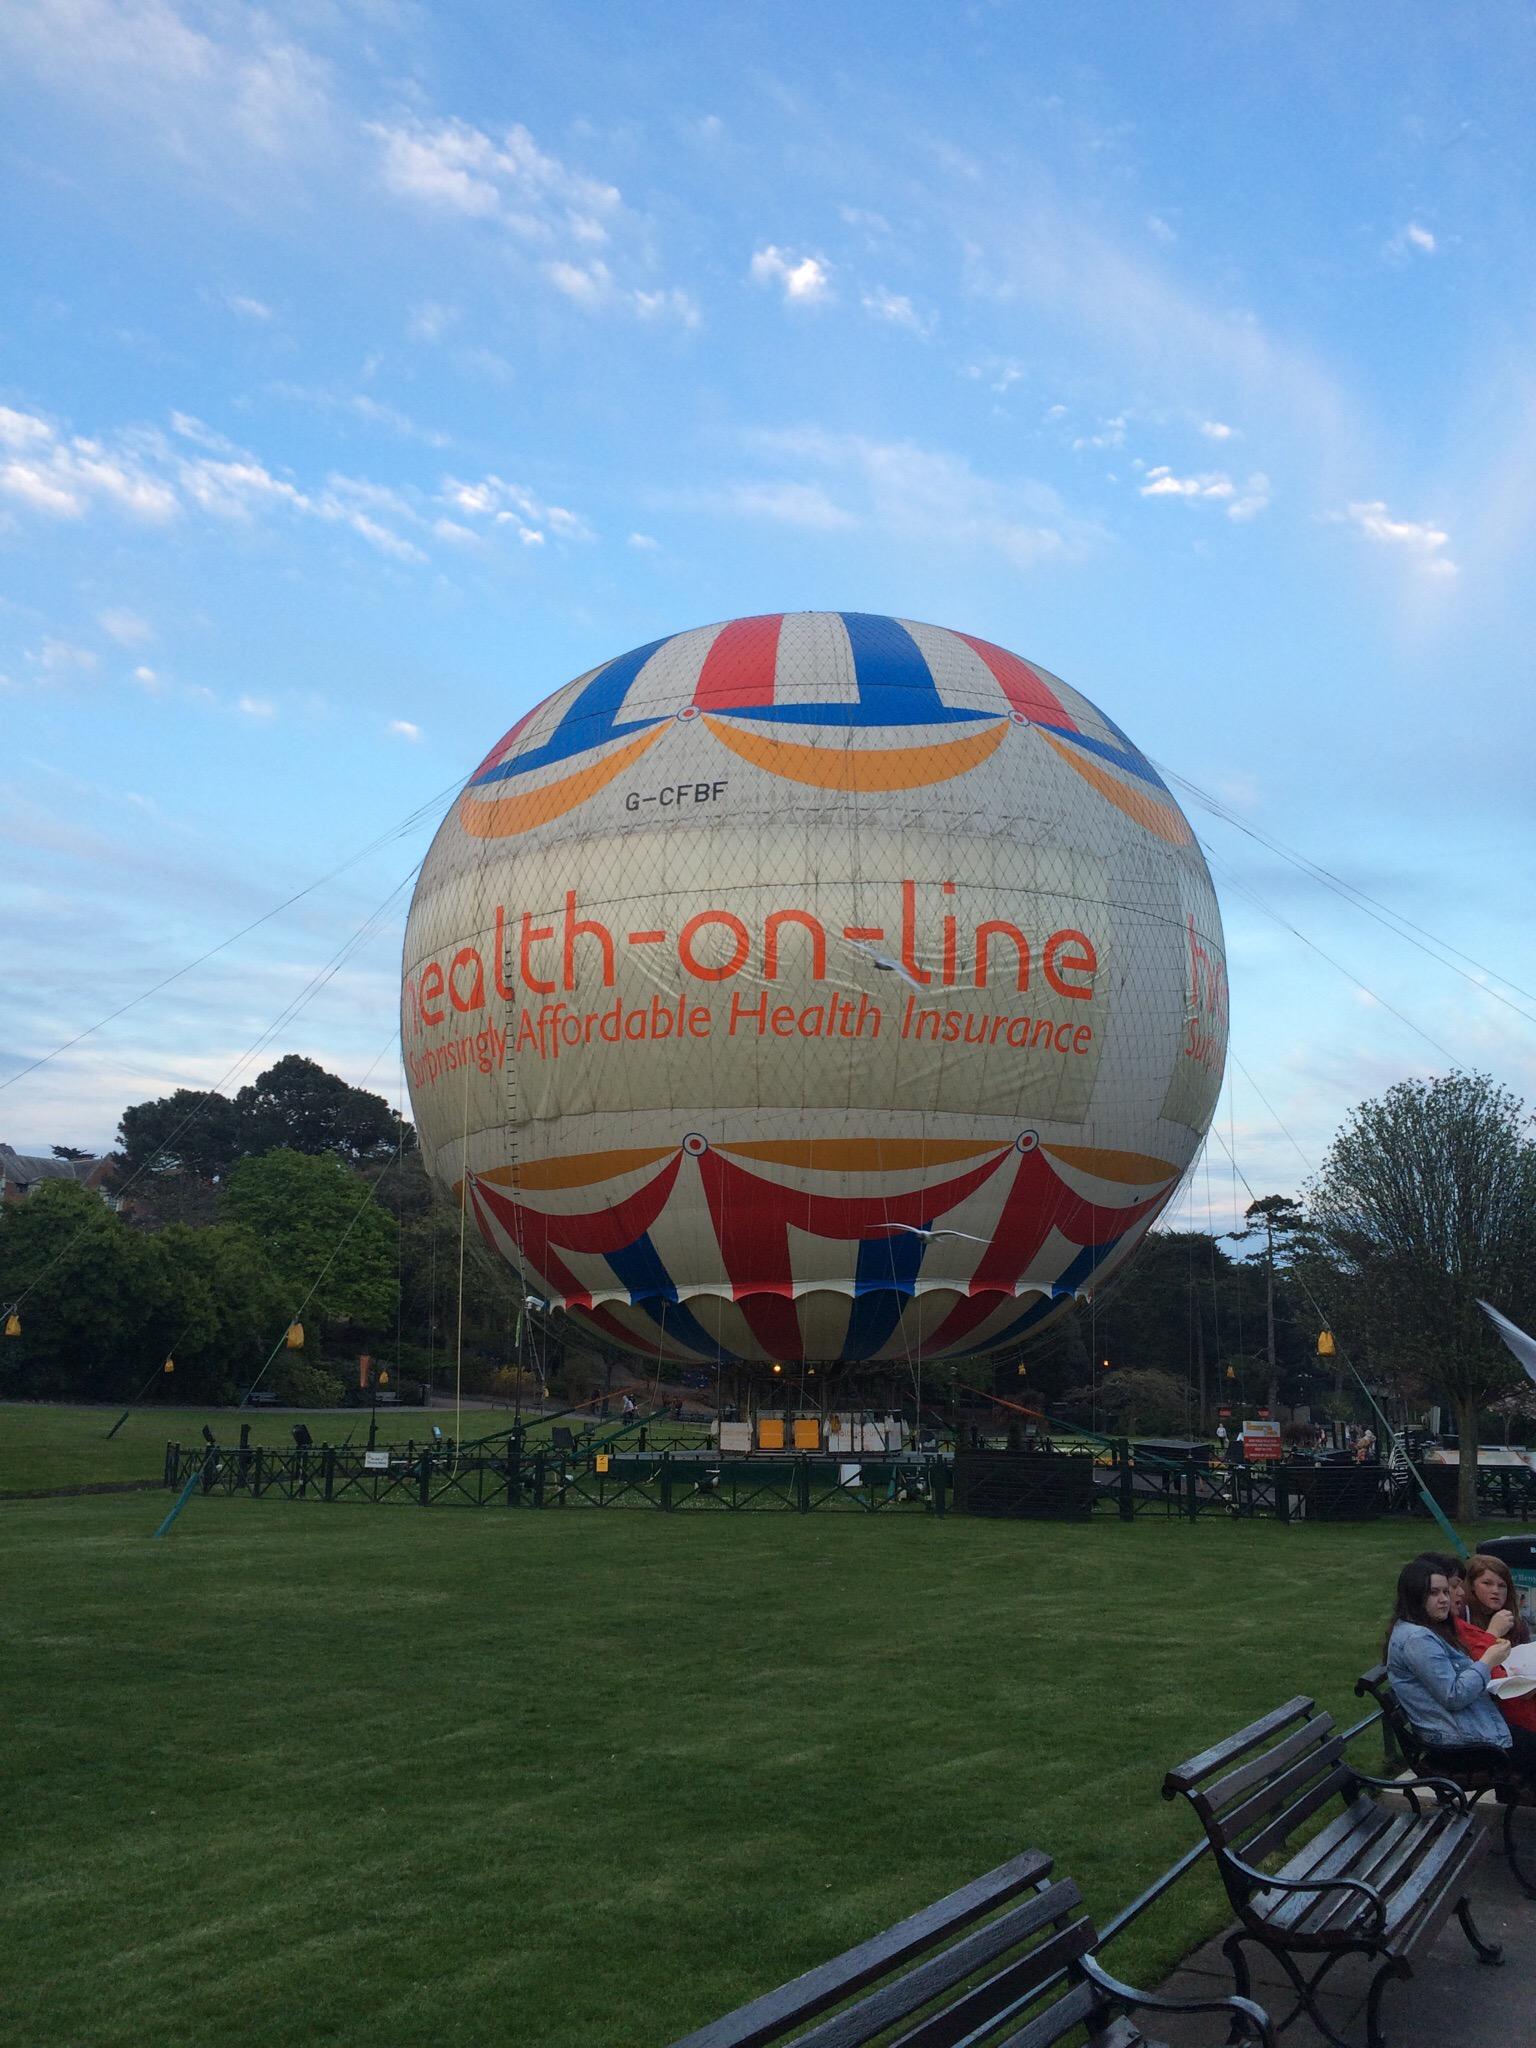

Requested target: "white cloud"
[
  {"left": 386, "top": 719, "right": 421, "bottom": 741},
  {"left": 225, "top": 293, "right": 273, "bottom": 321},
  {"left": 1140, "top": 465, "right": 1235, "bottom": 500},
  {"left": 237, "top": 695, "right": 274, "bottom": 718},
  {"left": 1147, "top": 214, "right": 1177, "bottom": 243},
  {"left": 432, "top": 517, "right": 480, "bottom": 546},
  {"left": 408, "top": 300, "right": 458, "bottom": 343},
  {"left": 839, "top": 206, "right": 892, "bottom": 238},
  {"left": 99, "top": 608, "right": 153, "bottom": 647},
  {"left": 749, "top": 246, "right": 831, "bottom": 304},
  {"left": 1335, "top": 499, "right": 1457, "bottom": 576},
  {"left": 0, "top": 408, "right": 178, "bottom": 522},
  {"left": 441, "top": 473, "right": 594, "bottom": 546},
  {"left": 1387, "top": 222, "right": 1437, "bottom": 259},
  {"left": 31, "top": 638, "right": 98, "bottom": 677},
  {"left": 370, "top": 116, "right": 622, "bottom": 245},
  {"left": 133, "top": 665, "right": 162, "bottom": 692},
  {"left": 0, "top": 0, "right": 335, "bottom": 168},
  {"left": 697, "top": 481, "right": 856, "bottom": 531},
  {"left": 627, "top": 531, "right": 659, "bottom": 550},
  {"left": 730, "top": 427, "right": 1099, "bottom": 570},
  {"left": 268, "top": 384, "right": 451, "bottom": 448},
  {"left": 1200, "top": 419, "right": 1236, "bottom": 440},
  {"left": 1072, "top": 415, "right": 1126, "bottom": 451},
  {"left": 862, "top": 287, "right": 932, "bottom": 335},
  {"left": 1227, "top": 474, "right": 1271, "bottom": 521},
  {"left": 1141, "top": 465, "right": 1270, "bottom": 520}
]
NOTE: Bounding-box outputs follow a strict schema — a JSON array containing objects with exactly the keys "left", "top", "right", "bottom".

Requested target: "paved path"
[{"left": 1146, "top": 1804, "right": 1536, "bottom": 2047}]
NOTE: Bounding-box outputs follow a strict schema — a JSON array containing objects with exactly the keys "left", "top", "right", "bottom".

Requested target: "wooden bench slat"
[
  {"left": 787, "top": 1886, "right": 1088, "bottom": 2048},
  {"left": 1240, "top": 1770, "right": 1358, "bottom": 1871},
  {"left": 1379, "top": 1820, "right": 1486, "bottom": 1947},
  {"left": 1258, "top": 1808, "right": 1424, "bottom": 1937},
  {"left": 990, "top": 1978, "right": 1102, "bottom": 2048},
  {"left": 1162, "top": 1696, "right": 1316, "bottom": 1797},
  {"left": 667, "top": 1851, "right": 1054, "bottom": 2048},
  {"left": 1213, "top": 1737, "right": 1352, "bottom": 1848},
  {"left": 1199, "top": 1713, "right": 1341, "bottom": 1817},
  {"left": 880, "top": 1912, "right": 1097, "bottom": 2048}
]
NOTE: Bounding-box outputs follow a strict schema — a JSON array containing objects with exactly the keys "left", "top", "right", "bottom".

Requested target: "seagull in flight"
[
  {"left": 868, "top": 1222, "right": 989, "bottom": 1245},
  {"left": 839, "top": 936, "right": 926, "bottom": 991}
]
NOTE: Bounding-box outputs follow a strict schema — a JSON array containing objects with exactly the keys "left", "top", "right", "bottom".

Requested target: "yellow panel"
[
  {"left": 458, "top": 726, "right": 665, "bottom": 839},
  {"left": 476, "top": 1147, "right": 676, "bottom": 1192},
  {"left": 757, "top": 1417, "right": 786, "bottom": 1450},
  {"left": 703, "top": 715, "right": 1009, "bottom": 792},
  {"left": 1043, "top": 1143, "right": 1178, "bottom": 1185},
  {"left": 595, "top": 1453, "right": 611, "bottom": 1473},
  {"left": 721, "top": 1137, "right": 1003, "bottom": 1172},
  {"left": 792, "top": 1418, "right": 820, "bottom": 1449}
]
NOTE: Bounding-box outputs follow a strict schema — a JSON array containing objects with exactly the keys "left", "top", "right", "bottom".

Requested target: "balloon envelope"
[{"left": 402, "top": 612, "right": 1227, "bottom": 1364}]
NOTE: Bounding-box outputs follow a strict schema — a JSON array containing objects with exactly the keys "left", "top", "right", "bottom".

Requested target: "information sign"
[{"left": 1241, "top": 1419, "right": 1283, "bottom": 1462}]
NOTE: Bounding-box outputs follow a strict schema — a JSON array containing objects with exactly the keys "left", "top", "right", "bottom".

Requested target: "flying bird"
[
  {"left": 839, "top": 936, "right": 926, "bottom": 991},
  {"left": 867, "top": 1222, "right": 989, "bottom": 1245}
]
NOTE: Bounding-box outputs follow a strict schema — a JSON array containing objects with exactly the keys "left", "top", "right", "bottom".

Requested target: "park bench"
[
  {"left": 1355, "top": 1661, "right": 1536, "bottom": 1896},
  {"left": 1162, "top": 1695, "right": 1501, "bottom": 2048},
  {"left": 667, "top": 1847, "right": 1274, "bottom": 2047}
]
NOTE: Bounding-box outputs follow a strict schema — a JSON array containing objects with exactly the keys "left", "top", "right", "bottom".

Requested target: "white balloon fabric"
[{"left": 402, "top": 612, "right": 1228, "bottom": 1365}]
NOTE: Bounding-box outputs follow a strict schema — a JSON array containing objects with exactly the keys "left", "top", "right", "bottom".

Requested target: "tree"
[
  {"left": 234, "top": 1055, "right": 412, "bottom": 1164},
  {"left": 1308, "top": 1072, "right": 1536, "bottom": 1520},
  {"left": 0, "top": 1181, "right": 173, "bottom": 1399},
  {"left": 50, "top": 1145, "right": 91, "bottom": 1162},
  {"left": 117, "top": 1088, "right": 247, "bottom": 1183},
  {"left": 222, "top": 1150, "right": 398, "bottom": 1338},
  {"left": 1228, "top": 1194, "right": 1308, "bottom": 1413}
]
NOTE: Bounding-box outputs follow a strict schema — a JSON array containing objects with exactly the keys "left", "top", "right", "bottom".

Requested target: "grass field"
[
  {"left": 0, "top": 1402, "right": 566, "bottom": 1496},
  {"left": 4, "top": 1448, "right": 1485, "bottom": 2048}
]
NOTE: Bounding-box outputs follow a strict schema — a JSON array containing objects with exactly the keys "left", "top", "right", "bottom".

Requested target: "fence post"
[
  {"left": 253, "top": 1447, "right": 265, "bottom": 1498},
  {"left": 796, "top": 1455, "right": 811, "bottom": 1513},
  {"left": 417, "top": 1449, "right": 432, "bottom": 1506},
  {"left": 931, "top": 1457, "right": 947, "bottom": 1517},
  {"left": 532, "top": 1450, "right": 547, "bottom": 1508},
  {"left": 1275, "top": 1465, "right": 1290, "bottom": 1525},
  {"left": 660, "top": 1451, "right": 673, "bottom": 1511},
  {"left": 165, "top": 1442, "right": 179, "bottom": 1486},
  {"left": 506, "top": 1449, "right": 522, "bottom": 1509},
  {"left": 322, "top": 1444, "right": 336, "bottom": 1501},
  {"left": 1185, "top": 1461, "right": 1200, "bottom": 1522},
  {"left": 1118, "top": 1439, "right": 1135, "bottom": 1521}
]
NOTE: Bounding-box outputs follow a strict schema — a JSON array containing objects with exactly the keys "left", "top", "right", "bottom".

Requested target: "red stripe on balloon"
[
  {"left": 692, "top": 613, "right": 784, "bottom": 710},
  {"left": 954, "top": 632, "right": 1078, "bottom": 730},
  {"left": 925, "top": 1149, "right": 1169, "bottom": 1351},
  {"left": 468, "top": 705, "right": 539, "bottom": 784}
]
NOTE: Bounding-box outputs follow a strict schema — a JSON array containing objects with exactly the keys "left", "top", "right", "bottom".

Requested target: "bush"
[{"left": 269, "top": 1356, "right": 346, "bottom": 1407}]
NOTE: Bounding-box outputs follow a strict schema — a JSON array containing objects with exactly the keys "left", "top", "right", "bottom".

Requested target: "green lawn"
[
  {"left": 2, "top": 1477, "right": 1476, "bottom": 2048},
  {"left": 0, "top": 1403, "right": 542, "bottom": 1496}
]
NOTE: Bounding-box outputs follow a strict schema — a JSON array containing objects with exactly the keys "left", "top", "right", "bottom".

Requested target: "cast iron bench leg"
[{"left": 1455, "top": 1895, "right": 1503, "bottom": 1965}]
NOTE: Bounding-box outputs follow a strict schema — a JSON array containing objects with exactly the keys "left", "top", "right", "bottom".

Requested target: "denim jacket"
[{"left": 1387, "top": 1621, "right": 1511, "bottom": 1751}]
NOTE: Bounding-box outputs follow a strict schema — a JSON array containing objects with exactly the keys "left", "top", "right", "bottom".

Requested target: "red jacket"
[{"left": 1455, "top": 1617, "right": 1536, "bottom": 1735}]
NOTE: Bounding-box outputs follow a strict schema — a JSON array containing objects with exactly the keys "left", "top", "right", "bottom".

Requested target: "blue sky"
[{"left": 3, "top": 0, "right": 1534, "bottom": 1226}]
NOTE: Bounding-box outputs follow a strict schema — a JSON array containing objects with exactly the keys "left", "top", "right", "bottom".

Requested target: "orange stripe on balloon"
[
  {"left": 1035, "top": 730, "right": 1194, "bottom": 845},
  {"left": 720, "top": 1138, "right": 1005, "bottom": 1172},
  {"left": 458, "top": 726, "right": 666, "bottom": 839},
  {"left": 475, "top": 1147, "right": 676, "bottom": 1191},
  {"left": 1043, "top": 1143, "right": 1178, "bottom": 1185},
  {"left": 702, "top": 715, "right": 1008, "bottom": 791}
]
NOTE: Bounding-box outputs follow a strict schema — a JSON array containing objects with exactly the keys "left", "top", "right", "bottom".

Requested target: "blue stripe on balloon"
[
  {"left": 603, "top": 1233, "right": 739, "bottom": 1362},
  {"left": 844, "top": 1225, "right": 927, "bottom": 1361},
  {"left": 713, "top": 612, "right": 985, "bottom": 728},
  {"left": 1037, "top": 722, "right": 1168, "bottom": 791},
  {"left": 471, "top": 635, "right": 674, "bottom": 784},
  {"left": 954, "top": 1239, "right": 1123, "bottom": 1357}
]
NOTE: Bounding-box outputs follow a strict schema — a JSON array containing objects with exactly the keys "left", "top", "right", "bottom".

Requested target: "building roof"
[{"left": 0, "top": 1145, "right": 105, "bottom": 1189}]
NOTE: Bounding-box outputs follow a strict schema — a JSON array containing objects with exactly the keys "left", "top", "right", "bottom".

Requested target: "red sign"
[{"left": 1242, "top": 1420, "right": 1283, "bottom": 1462}]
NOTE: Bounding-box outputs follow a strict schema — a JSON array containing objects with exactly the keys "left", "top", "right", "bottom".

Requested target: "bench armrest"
[
  {"left": 1220, "top": 1851, "right": 1387, "bottom": 1935},
  {"left": 1077, "top": 1953, "right": 1277, "bottom": 2046},
  {"left": 1349, "top": 1767, "right": 1469, "bottom": 1815}
]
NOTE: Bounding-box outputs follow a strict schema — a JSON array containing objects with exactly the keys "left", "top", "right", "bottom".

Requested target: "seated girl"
[
  {"left": 1456, "top": 1553, "right": 1536, "bottom": 1738},
  {"left": 1385, "top": 1557, "right": 1536, "bottom": 1777}
]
